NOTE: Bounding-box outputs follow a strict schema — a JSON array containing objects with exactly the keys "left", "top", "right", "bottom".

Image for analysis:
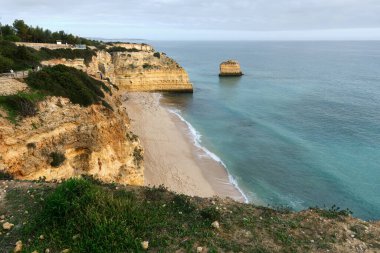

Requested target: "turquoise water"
[{"left": 152, "top": 41, "right": 380, "bottom": 221}]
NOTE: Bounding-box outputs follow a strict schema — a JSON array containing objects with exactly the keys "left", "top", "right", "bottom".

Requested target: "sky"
[{"left": 1, "top": 0, "right": 380, "bottom": 40}]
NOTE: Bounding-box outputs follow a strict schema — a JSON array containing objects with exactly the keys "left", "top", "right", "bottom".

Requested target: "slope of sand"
[{"left": 123, "top": 92, "right": 245, "bottom": 201}]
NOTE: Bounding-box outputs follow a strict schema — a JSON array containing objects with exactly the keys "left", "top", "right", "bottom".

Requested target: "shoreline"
[{"left": 123, "top": 92, "right": 246, "bottom": 202}]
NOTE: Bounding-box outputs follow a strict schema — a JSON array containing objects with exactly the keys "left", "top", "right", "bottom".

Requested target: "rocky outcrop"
[
  {"left": 0, "top": 96, "right": 144, "bottom": 185},
  {"left": 219, "top": 60, "right": 243, "bottom": 76},
  {"left": 15, "top": 42, "right": 72, "bottom": 50},
  {"left": 109, "top": 51, "right": 193, "bottom": 92},
  {"left": 41, "top": 44, "right": 193, "bottom": 93},
  {"left": 107, "top": 43, "right": 154, "bottom": 52}
]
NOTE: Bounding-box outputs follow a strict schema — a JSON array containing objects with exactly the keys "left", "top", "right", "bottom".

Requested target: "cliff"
[
  {"left": 0, "top": 95, "right": 144, "bottom": 185},
  {"left": 219, "top": 60, "right": 243, "bottom": 76},
  {"left": 109, "top": 51, "right": 193, "bottom": 92},
  {"left": 106, "top": 42, "right": 154, "bottom": 52},
  {"left": 41, "top": 45, "right": 193, "bottom": 93}
]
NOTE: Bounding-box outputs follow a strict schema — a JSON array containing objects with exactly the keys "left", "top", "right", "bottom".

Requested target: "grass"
[
  {"left": 0, "top": 179, "right": 378, "bottom": 252},
  {"left": 312, "top": 205, "right": 353, "bottom": 219},
  {"left": 0, "top": 91, "right": 45, "bottom": 123},
  {"left": 20, "top": 179, "right": 222, "bottom": 252}
]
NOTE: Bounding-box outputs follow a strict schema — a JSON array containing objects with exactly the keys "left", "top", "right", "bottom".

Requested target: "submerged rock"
[{"left": 219, "top": 60, "right": 243, "bottom": 76}]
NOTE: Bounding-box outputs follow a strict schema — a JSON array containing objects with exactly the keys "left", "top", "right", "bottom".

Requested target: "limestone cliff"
[
  {"left": 41, "top": 44, "right": 193, "bottom": 92},
  {"left": 108, "top": 51, "right": 193, "bottom": 92},
  {"left": 106, "top": 43, "right": 154, "bottom": 52},
  {"left": 0, "top": 96, "right": 144, "bottom": 185},
  {"left": 219, "top": 60, "right": 243, "bottom": 76}
]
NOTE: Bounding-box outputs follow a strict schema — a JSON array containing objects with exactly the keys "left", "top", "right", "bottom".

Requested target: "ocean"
[{"left": 152, "top": 41, "right": 380, "bottom": 221}]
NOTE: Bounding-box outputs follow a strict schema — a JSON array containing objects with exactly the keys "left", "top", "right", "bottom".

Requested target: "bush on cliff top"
[
  {"left": 0, "top": 40, "right": 40, "bottom": 72},
  {"left": 0, "top": 92, "right": 45, "bottom": 123},
  {"left": 0, "top": 41, "right": 97, "bottom": 72},
  {"left": 106, "top": 46, "right": 141, "bottom": 53},
  {"left": 39, "top": 48, "right": 96, "bottom": 66},
  {"left": 26, "top": 65, "right": 111, "bottom": 107}
]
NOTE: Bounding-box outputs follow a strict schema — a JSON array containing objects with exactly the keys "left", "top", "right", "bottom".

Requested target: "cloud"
[{"left": 1, "top": 0, "right": 379, "bottom": 39}]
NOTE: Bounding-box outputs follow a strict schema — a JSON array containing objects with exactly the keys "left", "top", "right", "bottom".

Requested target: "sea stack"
[{"left": 219, "top": 60, "right": 243, "bottom": 77}]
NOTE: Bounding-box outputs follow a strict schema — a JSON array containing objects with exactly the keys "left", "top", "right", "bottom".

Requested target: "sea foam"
[{"left": 167, "top": 108, "right": 249, "bottom": 203}]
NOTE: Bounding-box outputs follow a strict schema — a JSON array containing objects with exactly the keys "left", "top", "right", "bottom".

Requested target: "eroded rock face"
[
  {"left": 41, "top": 45, "right": 193, "bottom": 93},
  {"left": 106, "top": 43, "right": 154, "bottom": 52},
  {"left": 110, "top": 51, "right": 193, "bottom": 92},
  {"left": 219, "top": 60, "right": 243, "bottom": 77},
  {"left": 0, "top": 97, "right": 144, "bottom": 185}
]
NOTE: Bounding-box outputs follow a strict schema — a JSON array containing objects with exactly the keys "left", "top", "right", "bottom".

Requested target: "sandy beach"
[{"left": 123, "top": 92, "right": 245, "bottom": 201}]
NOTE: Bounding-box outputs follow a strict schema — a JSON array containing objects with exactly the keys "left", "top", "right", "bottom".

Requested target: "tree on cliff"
[
  {"left": 1, "top": 19, "right": 101, "bottom": 46},
  {"left": 13, "top": 19, "right": 29, "bottom": 41}
]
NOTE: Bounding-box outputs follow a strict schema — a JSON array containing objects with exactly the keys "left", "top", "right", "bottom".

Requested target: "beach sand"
[{"left": 123, "top": 92, "right": 245, "bottom": 201}]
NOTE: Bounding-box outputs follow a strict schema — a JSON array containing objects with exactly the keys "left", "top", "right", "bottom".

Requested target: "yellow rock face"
[
  {"left": 106, "top": 43, "right": 154, "bottom": 52},
  {"left": 219, "top": 60, "right": 243, "bottom": 76},
  {"left": 41, "top": 45, "right": 193, "bottom": 93},
  {"left": 110, "top": 51, "right": 193, "bottom": 92},
  {"left": 0, "top": 96, "right": 144, "bottom": 186}
]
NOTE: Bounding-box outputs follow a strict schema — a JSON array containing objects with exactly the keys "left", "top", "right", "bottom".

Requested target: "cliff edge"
[
  {"left": 41, "top": 43, "right": 194, "bottom": 93},
  {"left": 0, "top": 65, "right": 144, "bottom": 186}
]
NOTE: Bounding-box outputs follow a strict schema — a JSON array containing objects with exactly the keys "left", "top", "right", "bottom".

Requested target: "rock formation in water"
[
  {"left": 219, "top": 60, "right": 243, "bottom": 77},
  {"left": 41, "top": 43, "right": 193, "bottom": 92}
]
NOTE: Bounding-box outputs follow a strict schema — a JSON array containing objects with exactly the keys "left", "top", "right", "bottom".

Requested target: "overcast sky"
[{"left": 1, "top": 0, "right": 380, "bottom": 40}]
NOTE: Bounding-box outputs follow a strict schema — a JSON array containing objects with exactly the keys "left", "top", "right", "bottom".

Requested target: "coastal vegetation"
[
  {"left": 0, "top": 65, "right": 112, "bottom": 123},
  {"left": 0, "top": 178, "right": 378, "bottom": 252},
  {"left": 0, "top": 19, "right": 100, "bottom": 46},
  {"left": 0, "top": 91, "right": 45, "bottom": 123},
  {"left": 106, "top": 46, "right": 142, "bottom": 53},
  {"left": 0, "top": 40, "right": 96, "bottom": 72},
  {"left": 26, "top": 65, "right": 111, "bottom": 107}
]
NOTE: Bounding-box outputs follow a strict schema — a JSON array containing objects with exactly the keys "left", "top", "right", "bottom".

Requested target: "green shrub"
[
  {"left": 106, "top": 47, "right": 141, "bottom": 53},
  {"left": 313, "top": 205, "right": 353, "bottom": 219},
  {"left": 143, "top": 63, "right": 153, "bottom": 69},
  {"left": 153, "top": 52, "right": 160, "bottom": 59},
  {"left": 101, "top": 100, "right": 113, "bottom": 111},
  {"left": 0, "top": 92, "right": 44, "bottom": 122},
  {"left": 26, "top": 65, "right": 109, "bottom": 107},
  {"left": 50, "top": 152, "right": 66, "bottom": 167},
  {"left": 133, "top": 147, "right": 143, "bottom": 162},
  {"left": 39, "top": 48, "right": 96, "bottom": 66},
  {"left": 95, "top": 44, "right": 107, "bottom": 51},
  {"left": 200, "top": 206, "right": 221, "bottom": 221},
  {"left": 172, "top": 194, "right": 196, "bottom": 214},
  {"left": 0, "top": 170, "right": 13, "bottom": 180},
  {"left": 0, "top": 41, "right": 40, "bottom": 71},
  {"left": 106, "top": 46, "right": 128, "bottom": 53},
  {"left": 0, "top": 54, "right": 14, "bottom": 72},
  {"left": 0, "top": 41, "right": 97, "bottom": 72},
  {"left": 1, "top": 19, "right": 101, "bottom": 46}
]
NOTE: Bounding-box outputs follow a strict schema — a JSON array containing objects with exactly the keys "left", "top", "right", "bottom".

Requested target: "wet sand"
[{"left": 123, "top": 92, "right": 245, "bottom": 201}]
